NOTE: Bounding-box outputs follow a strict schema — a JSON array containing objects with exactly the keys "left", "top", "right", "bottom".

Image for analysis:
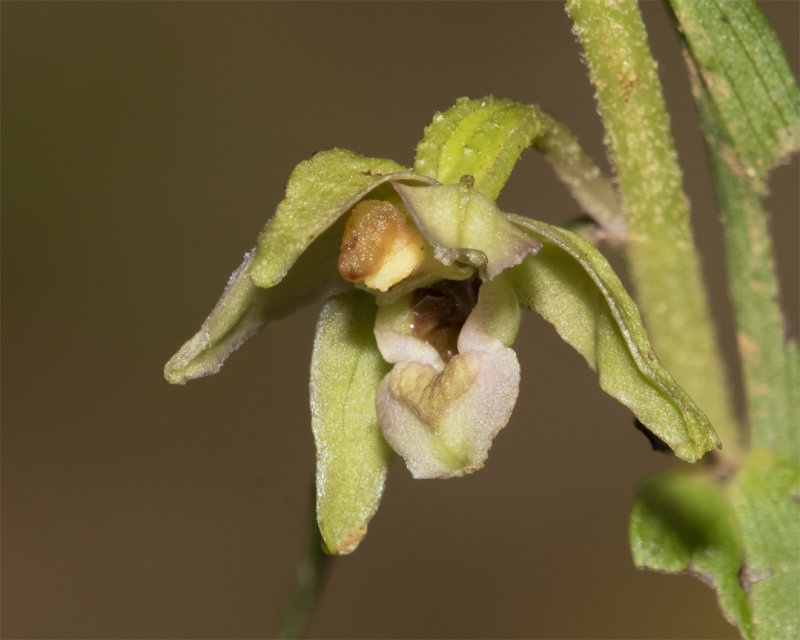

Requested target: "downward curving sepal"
[
  {"left": 164, "top": 231, "right": 344, "bottom": 384},
  {"left": 507, "top": 216, "right": 719, "bottom": 462},
  {"left": 414, "top": 96, "right": 546, "bottom": 200},
  {"left": 310, "top": 290, "right": 393, "bottom": 555},
  {"left": 165, "top": 149, "right": 434, "bottom": 384}
]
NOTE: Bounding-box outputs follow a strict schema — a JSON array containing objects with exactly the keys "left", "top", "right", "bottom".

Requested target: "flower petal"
[
  {"left": 377, "top": 349, "right": 520, "bottom": 479},
  {"left": 392, "top": 179, "right": 540, "bottom": 280},
  {"left": 165, "top": 149, "right": 436, "bottom": 384},
  {"left": 374, "top": 294, "right": 446, "bottom": 370},
  {"left": 458, "top": 273, "right": 521, "bottom": 351},
  {"left": 375, "top": 277, "right": 521, "bottom": 478}
]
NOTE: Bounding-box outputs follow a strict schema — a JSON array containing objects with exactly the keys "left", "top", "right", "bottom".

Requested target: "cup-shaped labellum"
[{"left": 375, "top": 277, "right": 521, "bottom": 478}]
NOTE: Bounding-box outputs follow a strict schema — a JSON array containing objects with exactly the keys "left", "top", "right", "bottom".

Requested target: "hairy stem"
[{"left": 565, "top": 0, "right": 740, "bottom": 460}]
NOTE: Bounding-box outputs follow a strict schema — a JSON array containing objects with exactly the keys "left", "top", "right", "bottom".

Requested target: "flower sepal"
[{"left": 164, "top": 150, "right": 435, "bottom": 384}]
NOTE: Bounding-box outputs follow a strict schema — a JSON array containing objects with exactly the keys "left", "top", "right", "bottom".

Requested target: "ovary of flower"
[{"left": 337, "top": 200, "right": 426, "bottom": 292}]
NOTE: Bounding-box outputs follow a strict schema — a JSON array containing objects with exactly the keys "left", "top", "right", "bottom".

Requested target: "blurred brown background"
[{"left": 2, "top": 2, "right": 797, "bottom": 638}]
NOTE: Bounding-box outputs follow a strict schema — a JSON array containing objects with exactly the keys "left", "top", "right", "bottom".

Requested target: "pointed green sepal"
[
  {"left": 507, "top": 216, "right": 719, "bottom": 462},
  {"left": 415, "top": 97, "right": 544, "bottom": 200},
  {"left": 310, "top": 290, "right": 393, "bottom": 555},
  {"left": 164, "top": 233, "right": 344, "bottom": 384},
  {"left": 249, "top": 149, "right": 434, "bottom": 288},
  {"left": 165, "top": 149, "right": 436, "bottom": 384}
]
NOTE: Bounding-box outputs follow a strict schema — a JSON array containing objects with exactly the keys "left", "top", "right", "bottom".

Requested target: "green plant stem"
[
  {"left": 275, "top": 485, "right": 332, "bottom": 639},
  {"left": 565, "top": 0, "right": 740, "bottom": 460}
]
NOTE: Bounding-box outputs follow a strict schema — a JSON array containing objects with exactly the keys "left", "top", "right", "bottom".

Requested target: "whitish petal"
[
  {"left": 375, "top": 277, "right": 522, "bottom": 478},
  {"left": 373, "top": 294, "right": 445, "bottom": 371},
  {"left": 377, "top": 348, "right": 519, "bottom": 479}
]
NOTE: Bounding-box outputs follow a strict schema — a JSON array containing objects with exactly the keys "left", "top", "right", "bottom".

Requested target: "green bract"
[{"left": 165, "top": 96, "right": 718, "bottom": 555}]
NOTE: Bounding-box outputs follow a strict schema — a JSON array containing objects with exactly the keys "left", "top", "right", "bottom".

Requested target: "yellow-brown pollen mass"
[{"left": 337, "top": 200, "right": 426, "bottom": 292}]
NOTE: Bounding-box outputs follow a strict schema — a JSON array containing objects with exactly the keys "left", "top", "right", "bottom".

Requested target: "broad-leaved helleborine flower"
[{"left": 165, "top": 97, "right": 718, "bottom": 554}]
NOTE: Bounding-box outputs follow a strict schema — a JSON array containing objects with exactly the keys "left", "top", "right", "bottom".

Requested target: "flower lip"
[
  {"left": 409, "top": 276, "right": 480, "bottom": 362},
  {"left": 374, "top": 276, "right": 522, "bottom": 479}
]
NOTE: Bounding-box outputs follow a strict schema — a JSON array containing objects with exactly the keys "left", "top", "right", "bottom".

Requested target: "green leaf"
[
  {"left": 700, "top": 113, "right": 800, "bottom": 460},
  {"left": 310, "top": 290, "right": 393, "bottom": 555},
  {"left": 630, "top": 452, "right": 800, "bottom": 638},
  {"left": 670, "top": 0, "right": 800, "bottom": 187},
  {"left": 164, "top": 229, "right": 345, "bottom": 384},
  {"left": 414, "top": 96, "right": 622, "bottom": 234},
  {"left": 392, "top": 179, "right": 540, "bottom": 279},
  {"left": 671, "top": 0, "right": 800, "bottom": 462},
  {"left": 507, "top": 216, "right": 719, "bottom": 462},
  {"left": 630, "top": 470, "right": 752, "bottom": 638},
  {"left": 249, "top": 149, "right": 434, "bottom": 288},
  {"left": 729, "top": 449, "right": 800, "bottom": 639}
]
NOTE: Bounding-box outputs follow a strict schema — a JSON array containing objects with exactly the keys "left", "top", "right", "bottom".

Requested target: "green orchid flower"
[{"left": 165, "top": 96, "right": 719, "bottom": 555}]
